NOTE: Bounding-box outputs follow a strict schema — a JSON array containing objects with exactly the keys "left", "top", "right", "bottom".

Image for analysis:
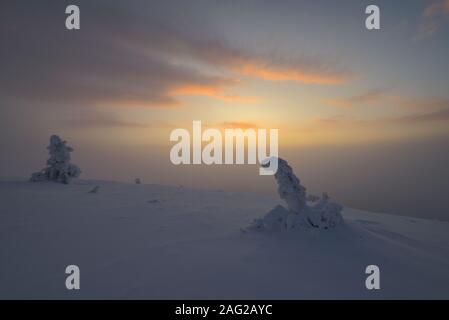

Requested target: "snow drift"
[{"left": 1, "top": 178, "right": 449, "bottom": 299}]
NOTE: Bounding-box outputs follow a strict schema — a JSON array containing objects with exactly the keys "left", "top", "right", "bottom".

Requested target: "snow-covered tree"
[
  {"left": 273, "top": 158, "right": 307, "bottom": 214},
  {"left": 30, "top": 135, "right": 81, "bottom": 184},
  {"left": 254, "top": 158, "right": 344, "bottom": 231}
]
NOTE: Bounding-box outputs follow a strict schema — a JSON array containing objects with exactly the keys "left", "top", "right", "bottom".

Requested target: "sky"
[{"left": 1, "top": 0, "right": 449, "bottom": 219}]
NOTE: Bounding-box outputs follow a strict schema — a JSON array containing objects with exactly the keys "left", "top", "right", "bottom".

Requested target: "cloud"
[
  {"left": 0, "top": 1, "right": 350, "bottom": 111},
  {"left": 235, "top": 59, "right": 351, "bottom": 85},
  {"left": 220, "top": 122, "right": 261, "bottom": 129},
  {"left": 300, "top": 107, "right": 449, "bottom": 139},
  {"left": 394, "top": 107, "right": 449, "bottom": 124},
  {"left": 201, "top": 121, "right": 261, "bottom": 130},
  {"left": 314, "top": 107, "right": 449, "bottom": 128},
  {"left": 310, "top": 115, "right": 370, "bottom": 130},
  {"left": 65, "top": 113, "right": 151, "bottom": 129},
  {"left": 314, "top": 115, "right": 347, "bottom": 126},
  {"left": 170, "top": 84, "right": 260, "bottom": 103},
  {"left": 424, "top": 0, "right": 449, "bottom": 17},
  {"left": 325, "top": 89, "right": 449, "bottom": 111},
  {"left": 0, "top": 2, "right": 243, "bottom": 109},
  {"left": 324, "top": 88, "right": 386, "bottom": 108},
  {"left": 417, "top": 0, "right": 449, "bottom": 39},
  {"left": 390, "top": 96, "right": 449, "bottom": 110}
]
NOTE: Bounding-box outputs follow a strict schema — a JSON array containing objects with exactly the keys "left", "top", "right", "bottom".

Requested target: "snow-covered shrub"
[
  {"left": 306, "top": 194, "right": 320, "bottom": 202},
  {"left": 30, "top": 135, "right": 81, "bottom": 184},
  {"left": 253, "top": 158, "right": 344, "bottom": 231},
  {"left": 305, "top": 193, "right": 344, "bottom": 229}
]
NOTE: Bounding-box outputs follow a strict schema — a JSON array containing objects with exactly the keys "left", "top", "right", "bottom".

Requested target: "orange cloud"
[
  {"left": 220, "top": 121, "right": 260, "bottom": 129},
  {"left": 171, "top": 85, "right": 221, "bottom": 96},
  {"left": 324, "top": 89, "right": 387, "bottom": 108},
  {"left": 417, "top": 0, "right": 449, "bottom": 39},
  {"left": 424, "top": 0, "right": 449, "bottom": 17},
  {"left": 170, "top": 84, "right": 260, "bottom": 103},
  {"left": 236, "top": 61, "right": 350, "bottom": 85},
  {"left": 2, "top": 1, "right": 354, "bottom": 111},
  {"left": 201, "top": 121, "right": 261, "bottom": 130},
  {"left": 324, "top": 98, "right": 353, "bottom": 108}
]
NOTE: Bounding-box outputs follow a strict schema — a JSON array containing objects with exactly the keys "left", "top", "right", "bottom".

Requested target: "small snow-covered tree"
[{"left": 30, "top": 135, "right": 81, "bottom": 184}]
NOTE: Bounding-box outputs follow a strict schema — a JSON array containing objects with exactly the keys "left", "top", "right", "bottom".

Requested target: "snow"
[{"left": 1, "top": 178, "right": 449, "bottom": 299}]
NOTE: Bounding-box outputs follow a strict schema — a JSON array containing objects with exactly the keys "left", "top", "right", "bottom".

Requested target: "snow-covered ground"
[{"left": 1, "top": 178, "right": 448, "bottom": 299}]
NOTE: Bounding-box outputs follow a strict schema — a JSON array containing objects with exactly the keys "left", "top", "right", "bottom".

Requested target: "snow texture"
[
  {"left": 30, "top": 135, "right": 81, "bottom": 184},
  {"left": 1, "top": 178, "right": 449, "bottom": 299}
]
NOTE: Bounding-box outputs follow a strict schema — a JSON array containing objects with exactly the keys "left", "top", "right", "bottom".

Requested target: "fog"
[{"left": 2, "top": 133, "right": 448, "bottom": 221}]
